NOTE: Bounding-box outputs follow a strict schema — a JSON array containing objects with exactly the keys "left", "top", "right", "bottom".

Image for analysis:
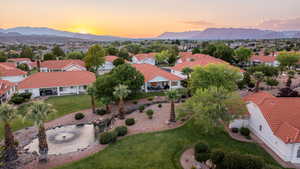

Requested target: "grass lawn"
[
  {"left": 0, "top": 94, "right": 101, "bottom": 139},
  {"left": 57, "top": 120, "right": 283, "bottom": 169}
]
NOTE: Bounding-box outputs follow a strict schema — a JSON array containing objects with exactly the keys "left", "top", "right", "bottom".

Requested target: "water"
[{"left": 24, "top": 124, "right": 97, "bottom": 155}]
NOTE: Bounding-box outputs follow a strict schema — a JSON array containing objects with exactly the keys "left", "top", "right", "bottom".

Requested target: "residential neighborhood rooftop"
[
  {"left": 132, "top": 64, "right": 182, "bottom": 82},
  {"left": 0, "top": 63, "right": 27, "bottom": 76},
  {"left": 0, "top": 79, "right": 15, "bottom": 95},
  {"left": 18, "top": 71, "right": 95, "bottom": 89},
  {"left": 244, "top": 91, "right": 300, "bottom": 143}
]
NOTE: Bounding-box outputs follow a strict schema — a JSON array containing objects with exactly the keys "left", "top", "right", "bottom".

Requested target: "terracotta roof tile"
[
  {"left": 39, "top": 59, "right": 85, "bottom": 69},
  {"left": 0, "top": 63, "right": 27, "bottom": 77},
  {"left": 18, "top": 71, "right": 95, "bottom": 89},
  {"left": 244, "top": 92, "right": 300, "bottom": 143},
  {"left": 250, "top": 55, "right": 276, "bottom": 63},
  {"left": 133, "top": 53, "right": 158, "bottom": 61},
  {"left": 132, "top": 64, "right": 182, "bottom": 82}
]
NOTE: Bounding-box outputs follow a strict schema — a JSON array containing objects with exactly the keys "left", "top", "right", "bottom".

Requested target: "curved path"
[{"left": 19, "top": 97, "right": 183, "bottom": 169}]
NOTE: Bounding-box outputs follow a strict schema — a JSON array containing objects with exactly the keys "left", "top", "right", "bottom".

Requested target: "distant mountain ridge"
[
  {"left": 0, "top": 27, "right": 129, "bottom": 41},
  {"left": 158, "top": 28, "right": 300, "bottom": 40}
]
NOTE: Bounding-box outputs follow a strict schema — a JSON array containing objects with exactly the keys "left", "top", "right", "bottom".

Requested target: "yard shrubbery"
[
  {"left": 74, "top": 112, "right": 85, "bottom": 120},
  {"left": 99, "top": 131, "right": 118, "bottom": 144},
  {"left": 115, "top": 126, "right": 128, "bottom": 136},
  {"left": 95, "top": 109, "right": 107, "bottom": 116},
  {"left": 9, "top": 93, "right": 32, "bottom": 105},
  {"left": 146, "top": 109, "right": 154, "bottom": 119},
  {"left": 125, "top": 118, "right": 135, "bottom": 126}
]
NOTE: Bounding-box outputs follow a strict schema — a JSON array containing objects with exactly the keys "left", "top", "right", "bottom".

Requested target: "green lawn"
[
  {"left": 57, "top": 120, "right": 283, "bottom": 169},
  {"left": 0, "top": 94, "right": 100, "bottom": 139}
]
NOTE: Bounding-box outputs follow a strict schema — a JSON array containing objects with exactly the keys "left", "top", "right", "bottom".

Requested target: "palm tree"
[
  {"left": 87, "top": 84, "right": 97, "bottom": 114},
  {"left": 253, "top": 71, "right": 264, "bottom": 92},
  {"left": 24, "top": 101, "right": 56, "bottom": 162},
  {"left": 182, "top": 67, "right": 193, "bottom": 80},
  {"left": 0, "top": 104, "right": 18, "bottom": 162},
  {"left": 34, "top": 50, "right": 43, "bottom": 72},
  {"left": 165, "top": 89, "right": 181, "bottom": 122},
  {"left": 113, "top": 84, "right": 131, "bottom": 119}
]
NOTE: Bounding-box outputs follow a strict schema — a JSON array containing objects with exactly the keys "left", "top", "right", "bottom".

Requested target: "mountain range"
[
  {"left": 0, "top": 27, "right": 128, "bottom": 41},
  {"left": 157, "top": 28, "right": 300, "bottom": 40},
  {"left": 1, "top": 27, "right": 300, "bottom": 41}
]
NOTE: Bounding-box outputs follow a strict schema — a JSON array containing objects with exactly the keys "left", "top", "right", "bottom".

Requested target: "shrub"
[
  {"left": 9, "top": 96, "right": 25, "bottom": 105},
  {"left": 210, "top": 149, "right": 225, "bottom": 165},
  {"left": 263, "top": 164, "right": 281, "bottom": 169},
  {"left": 133, "top": 100, "right": 138, "bottom": 104},
  {"left": 221, "top": 152, "right": 243, "bottom": 169},
  {"left": 96, "top": 109, "right": 107, "bottom": 115},
  {"left": 138, "top": 105, "right": 145, "bottom": 113},
  {"left": 115, "top": 126, "right": 128, "bottom": 136},
  {"left": 195, "top": 152, "right": 210, "bottom": 162},
  {"left": 243, "top": 155, "right": 264, "bottom": 169},
  {"left": 99, "top": 131, "right": 117, "bottom": 144},
  {"left": 74, "top": 113, "right": 85, "bottom": 120},
  {"left": 158, "top": 104, "right": 162, "bottom": 108},
  {"left": 146, "top": 109, "right": 154, "bottom": 119},
  {"left": 195, "top": 142, "right": 209, "bottom": 154},
  {"left": 147, "top": 97, "right": 154, "bottom": 101},
  {"left": 125, "top": 118, "right": 135, "bottom": 126},
  {"left": 231, "top": 127, "right": 239, "bottom": 133},
  {"left": 19, "top": 93, "right": 32, "bottom": 99},
  {"left": 240, "top": 127, "right": 250, "bottom": 137}
]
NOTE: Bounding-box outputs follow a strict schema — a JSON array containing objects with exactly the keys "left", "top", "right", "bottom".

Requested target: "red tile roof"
[
  {"left": 39, "top": 59, "right": 85, "bottom": 69},
  {"left": 172, "top": 54, "right": 244, "bottom": 72},
  {"left": 18, "top": 71, "right": 95, "bottom": 89},
  {"left": 250, "top": 55, "right": 276, "bottom": 63},
  {"left": 133, "top": 53, "right": 158, "bottom": 61},
  {"left": 105, "top": 56, "right": 119, "bottom": 62},
  {"left": 244, "top": 91, "right": 300, "bottom": 143},
  {"left": 105, "top": 56, "right": 129, "bottom": 63},
  {"left": 7, "top": 58, "right": 31, "bottom": 62},
  {"left": 132, "top": 64, "right": 182, "bottom": 82},
  {"left": 0, "top": 80, "right": 15, "bottom": 95},
  {"left": 0, "top": 63, "right": 27, "bottom": 77}
]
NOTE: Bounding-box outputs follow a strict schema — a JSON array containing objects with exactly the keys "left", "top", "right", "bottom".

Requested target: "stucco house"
[
  {"left": 132, "top": 64, "right": 182, "bottom": 92},
  {"left": 0, "top": 63, "right": 27, "bottom": 83},
  {"left": 230, "top": 92, "right": 300, "bottom": 164},
  {"left": 250, "top": 55, "right": 279, "bottom": 67},
  {"left": 7, "top": 58, "right": 32, "bottom": 66},
  {"left": 132, "top": 53, "right": 157, "bottom": 65},
  {"left": 36, "top": 59, "right": 86, "bottom": 72},
  {"left": 170, "top": 54, "right": 243, "bottom": 79},
  {"left": 18, "top": 71, "right": 95, "bottom": 98},
  {"left": 0, "top": 80, "right": 17, "bottom": 104},
  {"left": 97, "top": 56, "right": 128, "bottom": 74}
]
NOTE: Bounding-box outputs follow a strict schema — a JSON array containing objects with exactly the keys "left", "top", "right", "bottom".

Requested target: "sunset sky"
[{"left": 1, "top": 0, "right": 300, "bottom": 38}]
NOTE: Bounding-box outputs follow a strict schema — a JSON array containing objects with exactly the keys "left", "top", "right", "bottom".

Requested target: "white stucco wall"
[
  {"left": 132, "top": 57, "right": 155, "bottom": 65},
  {"left": 170, "top": 70, "right": 187, "bottom": 79},
  {"left": 98, "top": 61, "right": 115, "bottom": 74},
  {"left": 246, "top": 102, "right": 300, "bottom": 163}
]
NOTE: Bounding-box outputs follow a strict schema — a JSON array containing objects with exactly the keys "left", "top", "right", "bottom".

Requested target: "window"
[
  {"left": 297, "top": 147, "right": 300, "bottom": 158},
  {"left": 171, "top": 81, "right": 178, "bottom": 86},
  {"left": 59, "top": 87, "right": 64, "bottom": 92},
  {"left": 259, "top": 125, "right": 262, "bottom": 131}
]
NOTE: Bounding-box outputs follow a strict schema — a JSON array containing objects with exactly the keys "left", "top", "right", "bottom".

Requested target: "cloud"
[
  {"left": 182, "top": 20, "right": 217, "bottom": 29},
  {"left": 256, "top": 17, "right": 300, "bottom": 31}
]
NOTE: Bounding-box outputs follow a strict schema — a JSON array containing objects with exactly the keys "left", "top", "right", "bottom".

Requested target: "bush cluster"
[
  {"left": 95, "top": 109, "right": 108, "bottom": 115},
  {"left": 147, "top": 97, "right": 154, "bottom": 101},
  {"left": 146, "top": 109, "right": 154, "bottom": 119},
  {"left": 132, "top": 100, "right": 138, "bottom": 104},
  {"left": 158, "top": 104, "right": 162, "bottom": 108},
  {"left": 240, "top": 127, "right": 250, "bottom": 137},
  {"left": 115, "top": 126, "right": 128, "bottom": 136},
  {"left": 74, "top": 113, "right": 85, "bottom": 120},
  {"left": 231, "top": 127, "right": 239, "bottom": 133},
  {"left": 138, "top": 105, "right": 145, "bottom": 113},
  {"left": 194, "top": 142, "right": 210, "bottom": 163},
  {"left": 125, "top": 118, "right": 135, "bottom": 126},
  {"left": 99, "top": 131, "right": 118, "bottom": 144},
  {"left": 202, "top": 148, "right": 265, "bottom": 169},
  {"left": 9, "top": 93, "right": 32, "bottom": 105},
  {"left": 100, "top": 126, "right": 128, "bottom": 145}
]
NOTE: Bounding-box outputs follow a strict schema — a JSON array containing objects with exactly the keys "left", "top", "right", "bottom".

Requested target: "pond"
[{"left": 24, "top": 124, "right": 97, "bottom": 155}]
